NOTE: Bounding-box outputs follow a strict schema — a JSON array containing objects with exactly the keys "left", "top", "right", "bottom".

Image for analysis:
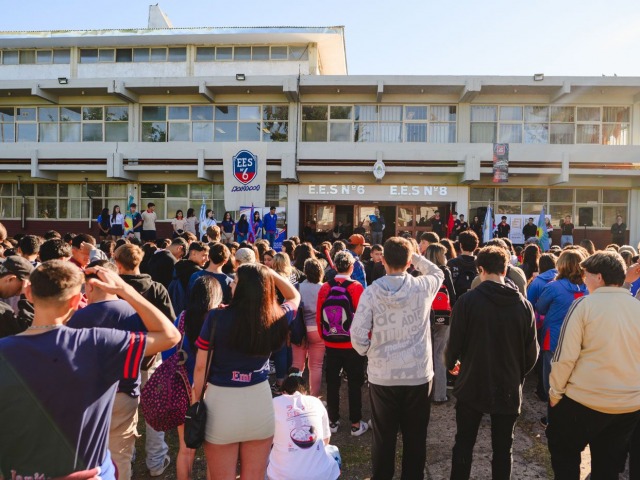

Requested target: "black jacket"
[
  {"left": 174, "top": 259, "right": 202, "bottom": 291},
  {"left": 522, "top": 223, "right": 537, "bottom": 240},
  {"left": 445, "top": 280, "right": 538, "bottom": 414},
  {"left": 120, "top": 274, "right": 176, "bottom": 322},
  {"left": 147, "top": 250, "right": 178, "bottom": 289}
]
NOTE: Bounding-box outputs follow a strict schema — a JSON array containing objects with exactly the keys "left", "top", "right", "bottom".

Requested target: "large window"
[
  {"left": 1, "top": 49, "right": 70, "bottom": 65},
  {"left": 79, "top": 47, "right": 186, "bottom": 63},
  {"left": 470, "top": 105, "right": 630, "bottom": 145},
  {"left": 469, "top": 187, "right": 628, "bottom": 228},
  {"left": 301, "top": 104, "right": 457, "bottom": 143},
  {"left": 0, "top": 106, "right": 128, "bottom": 143},
  {"left": 141, "top": 105, "right": 288, "bottom": 142},
  {"left": 195, "top": 45, "right": 308, "bottom": 62}
]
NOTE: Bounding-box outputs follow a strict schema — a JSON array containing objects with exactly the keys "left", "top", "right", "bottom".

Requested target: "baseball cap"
[
  {"left": 348, "top": 234, "right": 370, "bottom": 246},
  {"left": 0, "top": 255, "right": 35, "bottom": 280}
]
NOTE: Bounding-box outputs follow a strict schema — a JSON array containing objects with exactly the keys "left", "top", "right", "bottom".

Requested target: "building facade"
[{"left": 0, "top": 9, "right": 639, "bottom": 248}]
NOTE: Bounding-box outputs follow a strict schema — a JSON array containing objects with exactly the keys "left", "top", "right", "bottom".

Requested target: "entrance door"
[{"left": 396, "top": 205, "right": 445, "bottom": 240}]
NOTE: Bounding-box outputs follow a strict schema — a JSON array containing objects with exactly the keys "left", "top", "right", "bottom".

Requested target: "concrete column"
[
  {"left": 287, "top": 184, "right": 300, "bottom": 236},
  {"left": 629, "top": 189, "right": 640, "bottom": 247}
]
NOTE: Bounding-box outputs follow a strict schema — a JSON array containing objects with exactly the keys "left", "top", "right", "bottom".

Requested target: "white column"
[
  {"left": 629, "top": 189, "right": 640, "bottom": 248},
  {"left": 287, "top": 184, "right": 300, "bottom": 236}
]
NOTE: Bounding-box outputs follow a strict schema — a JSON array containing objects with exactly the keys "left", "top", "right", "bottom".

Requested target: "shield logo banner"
[{"left": 233, "top": 150, "right": 258, "bottom": 185}]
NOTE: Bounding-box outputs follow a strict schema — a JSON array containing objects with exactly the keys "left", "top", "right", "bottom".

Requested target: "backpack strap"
[{"left": 198, "top": 310, "right": 219, "bottom": 404}]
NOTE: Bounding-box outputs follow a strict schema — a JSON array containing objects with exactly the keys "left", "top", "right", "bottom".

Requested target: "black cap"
[{"left": 0, "top": 255, "right": 35, "bottom": 280}]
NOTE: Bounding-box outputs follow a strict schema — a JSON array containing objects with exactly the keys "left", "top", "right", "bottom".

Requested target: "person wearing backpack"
[
  {"left": 447, "top": 230, "right": 479, "bottom": 298},
  {"left": 425, "top": 244, "right": 457, "bottom": 404},
  {"left": 168, "top": 241, "right": 209, "bottom": 314},
  {"left": 316, "top": 250, "right": 369, "bottom": 437}
]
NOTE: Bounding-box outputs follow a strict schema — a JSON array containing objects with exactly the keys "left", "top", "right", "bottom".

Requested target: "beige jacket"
[{"left": 549, "top": 286, "right": 640, "bottom": 414}]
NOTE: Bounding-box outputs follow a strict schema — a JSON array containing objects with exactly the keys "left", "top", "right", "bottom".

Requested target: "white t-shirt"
[
  {"left": 184, "top": 216, "right": 198, "bottom": 234},
  {"left": 141, "top": 210, "right": 157, "bottom": 231},
  {"left": 267, "top": 392, "right": 340, "bottom": 480}
]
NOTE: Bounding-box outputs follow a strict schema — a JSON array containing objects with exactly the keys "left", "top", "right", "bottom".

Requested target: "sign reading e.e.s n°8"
[
  {"left": 307, "top": 185, "right": 449, "bottom": 196},
  {"left": 232, "top": 150, "right": 258, "bottom": 185}
]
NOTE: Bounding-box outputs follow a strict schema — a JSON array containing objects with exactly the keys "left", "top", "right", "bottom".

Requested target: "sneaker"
[
  {"left": 433, "top": 396, "right": 449, "bottom": 405},
  {"left": 269, "top": 361, "right": 276, "bottom": 375},
  {"left": 329, "top": 420, "right": 340, "bottom": 433},
  {"left": 149, "top": 454, "right": 171, "bottom": 477},
  {"left": 539, "top": 416, "right": 548, "bottom": 428},
  {"left": 351, "top": 420, "right": 369, "bottom": 437}
]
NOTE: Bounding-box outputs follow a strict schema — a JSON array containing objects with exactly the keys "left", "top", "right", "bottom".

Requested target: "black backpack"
[{"left": 453, "top": 265, "right": 477, "bottom": 296}]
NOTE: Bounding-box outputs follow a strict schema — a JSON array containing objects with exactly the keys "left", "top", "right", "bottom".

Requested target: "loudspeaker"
[
  {"left": 578, "top": 207, "right": 593, "bottom": 227},
  {"left": 476, "top": 207, "right": 487, "bottom": 223}
]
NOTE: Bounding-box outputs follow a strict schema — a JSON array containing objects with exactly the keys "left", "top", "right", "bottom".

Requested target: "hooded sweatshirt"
[
  {"left": 120, "top": 274, "right": 175, "bottom": 322},
  {"left": 445, "top": 280, "right": 538, "bottom": 414},
  {"left": 536, "top": 278, "right": 587, "bottom": 352},
  {"left": 527, "top": 268, "right": 558, "bottom": 329},
  {"left": 351, "top": 254, "right": 444, "bottom": 386}
]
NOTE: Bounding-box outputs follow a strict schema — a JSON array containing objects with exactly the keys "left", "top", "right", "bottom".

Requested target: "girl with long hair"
[
  {"left": 97, "top": 207, "right": 110, "bottom": 240},
  {"left": 236, "top": 214, "right": 249, "bottom": 243},
  {"left": 109, "top": 205, "right": 124, "bottom": 240},
  {"left": 184, "top": 207, "right": 198, "bottom": 236},
  {"left": 193, "top": 264, "right": 300, "bottom": 480},
  {"left": 521, "top": 244, "right": 541, "bottom": 281},
  {"left": 172, "top": 210, "right": 186, "bottom": 238},
  {"left": 221, "top": 212, "right": 235, "bottom": 244}
]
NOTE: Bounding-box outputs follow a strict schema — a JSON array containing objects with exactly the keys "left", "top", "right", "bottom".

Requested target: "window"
[
  {"left": 141, "top": 104, "right": 288, "bottom": 142},
  {"left": 2, "top": 51, "right": 18, "bottom": 65},
  {"left": 303, "top": 104, "right": 456, "bottom": 143},
  {"left": 0, "top": 106, "right": 129, "bottom": 143},
  {"left": 0, "top": 49, "right": 70, "bottom": 65},
  {"left": 195, "top": 45, "right": 310, "bottom": 62},
  {"left": 472, "top": 105, "right": 630, "bottom": 145}
]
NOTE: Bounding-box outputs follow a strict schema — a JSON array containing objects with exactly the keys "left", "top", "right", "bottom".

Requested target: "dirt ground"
[{"left": 132, "top": 370, "right": 629, "bottom": 479}]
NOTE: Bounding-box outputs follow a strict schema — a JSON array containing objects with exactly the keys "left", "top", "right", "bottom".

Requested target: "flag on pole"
[
  {"left": 199, "top": 198, "right": 207, "bottom": 226},
  {"left": 536, "top": 207, "right": 549, "bottom": 252},
  {"left": 247, "top": 204, "right": 256, "bottom": 243},
  {"left": 123, "top": 192, "right": 135, "bottom": 236},
  {"left": 482, "top": 205, "right": 494, "bottom": 244}
]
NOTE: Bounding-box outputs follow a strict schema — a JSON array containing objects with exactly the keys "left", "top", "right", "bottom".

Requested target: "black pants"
[
  {"left": 547, "top": 395, "right": 640, "bottom": 480},
  {"left": 369, "top": 382, "right": 431, "bottom": 480},
  {"left": 450, "top": 401, "right": 518, "bottom": 480},
  {"left": 325, "top": 347, "right": 365, "bottom": 424}
]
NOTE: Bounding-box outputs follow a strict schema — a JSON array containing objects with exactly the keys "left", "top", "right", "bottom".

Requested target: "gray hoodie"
[{"left": 351, "top": 254, "right": 444, "bottom": 386}]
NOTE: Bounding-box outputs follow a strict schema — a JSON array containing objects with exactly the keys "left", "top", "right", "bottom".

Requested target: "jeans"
[
  {"left": 140, "top": 359, "right": 169, "bottom": 471},
  {"left": 369, "top": 382, "right": 432, "bottom": 480},
  {"left": 547, "top": 395, "right": 640, "bottom": 480},
  {"left": 450, "top": 400, "right": 518, "bottom": 480},
  {"left": 265, "top": 232, "right": 276, "bottom": 247},
  {"left": 541, "top": 350, "right": 553, "bottom": 417},
  {"left": 371, "top": 231, "right": 383, "bottom": 246},
  {"left": 325, "top": 347, "right": 365, "bottom": 424},
  {"left": 561, "top": 235, "right": 574, "bottom": 247},
  {"left": 272, "top": 345, "right": 291, "bottom": 382},
  {"left": 432, "top": 324, "right": 449, "bottom": 401},
  {"left": 291, "top": 329, "right": 326, "bottom": 397}
]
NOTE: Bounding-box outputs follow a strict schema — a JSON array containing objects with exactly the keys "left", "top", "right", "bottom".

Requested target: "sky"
[{"left": 1, "top": 0, "right": 639, "bottom": 77}]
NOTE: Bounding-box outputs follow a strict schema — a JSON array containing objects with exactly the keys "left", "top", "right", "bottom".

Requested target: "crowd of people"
[{"left": 1, "top": 215, "right": 640, "bottom": 480}]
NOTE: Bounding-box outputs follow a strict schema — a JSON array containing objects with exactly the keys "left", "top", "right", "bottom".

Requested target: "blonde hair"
[
  {"left": 425, "top": 243, "right": 447, "bottom": 267},
  {"left": 272, "top": 252, "right": 292, "bottom": 278},
  {"left": 113, "top": 244, "right": 144, "bottom": 271}
]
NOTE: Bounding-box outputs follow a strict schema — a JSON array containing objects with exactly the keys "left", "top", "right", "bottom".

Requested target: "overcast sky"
[{"left": 2, "top": 0, "right": 639, "bottom": 77}]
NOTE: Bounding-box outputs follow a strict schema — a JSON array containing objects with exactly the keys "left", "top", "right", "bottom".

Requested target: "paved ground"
[{"left": 132, "top": 371, "right": 629, "bottom": 479}]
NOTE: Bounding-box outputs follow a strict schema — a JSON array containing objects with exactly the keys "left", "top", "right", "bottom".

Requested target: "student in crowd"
[
  {"left": 0, "top": 260, "right": 180, "bottom": 479},
  {"left": 17, "top": 234, "right": 41, "bottom": 267},
  {"left": 169, "top": 241, "right": 209, "bottom": 314},
  {"left": 97, "top": 207, "right": 111, "bottom": 241},
  {"left": 194, "top": 264, "right": 300, "bottom": 480},
  {"left": 263, "top": 249, "right": 276, "bottom": 269},
  {"left": 522, "top": 217, "right": 538, "bottom": 242},
  {"left": 221, "top": 212, "right": 236, "bottom": 244},
  {"left": 147, "top": 237, "right": 187, "bottom": 290},
  {"left": 611, "top": 215, "right": 627, "bottom": 246},
  {"left": 109, "top": 205, "right": 124, "bottom": 240},
  {"left": 253, "top": 210, "right": 263, "bottom": 240},
  {"left": 39, "top": 238, "right": 72, "bottom": 262},
  {"left": 141, "top": 203, "right": 158, "bottom": 242},
  {"left": 291, "top": 258, "right": 326, "bottom": 397},
  {"left": 520, "top": 244, "right": 540, "bottom": 282},
  {"left": 264, "top": 206, "right": 279, "bottom": 247},
  {"left": 184, "top": 208, "right": 198, "bottom": 236},
  {"left": 0, "top": 256, "right": 35, "bottom": 337},
  {"left": 267, "top": 368, "right": 341, "bottom": 480},
  {"left": 496, "top": 216, "right": 510, "bottom": 239},
  {"left": 345, "top": 234, "right": 368, "bottom": 289},
  {"left": 351, "top": 237, "right": 444, "bottom": 479},
  {"left": 447, "top": 231, "right": 479, "bottom": 298},
  {"left": 199, "top": 209, "right": 217, "bottom": 242},
  {"left": 560, "top": 215, "right": 574, "bottom": 247},
  {"left": 470, "top": 238, "right": 527, "bottom": 296},
  {"left": 445, "top": 246, "right": 538, "bottom": 480},
  {"left": 317, "top": 251, "right": 369, "bottom": 437},
  {"left": 129, "top": 203, "right": 143, "bottom": 240},
  {"left": 189, "top": 242, "right": 233, "bottom": 304},
  {"left": 172, "top": 210, "right": 187, "bottom": 238},
  {"left": 469, "top": 215, "right": 483, "bottom": 239},
  {"left": 365, "top": 244, "right": 385, "bottom": 285},
  {"left": 425, "top": 243, "right": 456, "bottom": 404},
  {"left": 236, "top": 214, "right": 249, "bottom": 243},
  {"left": 548, "top": 252, "right": 640, "bottom": 478},
  {"left": 439, "top": 238, "right": 457, "bottom": 262}
]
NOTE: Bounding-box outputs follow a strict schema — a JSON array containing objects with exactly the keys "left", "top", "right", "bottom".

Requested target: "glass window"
[
  {"left": 355, "top": 105, "right": 377, "bottom": 121},
  {"left": 471, "top": 106, "right": 497, "bottom": 122},
  {"left": 252, "top": 46, "right": 269, "bottom": 60},
  {"left": 105, "top": 123, "right": 128, "bottom": 142},
  {"left": 603, "top": 190, "right": 628, "bottom": 204},
  {"left": 271, "top": 46, "right": 287, "bottom": 60},
  {"left": 150, "top": 48, "right": 166, "bottom": 62},
  {"left": 550, "top": 189, "right": 573, "bottom": 202},
  {"left": 215, "top": 123, "right": 237, "bottom": 142},
  {"left": 524, "top": 124, "right": 548, "bottom": 144},
  {"left": 238, "top": 122, "right": 260, "bottom": 141},
  {"left": 167, "top": 200, "right": 189, "bottom": 218},
  {"left": 37, "top": 199, "right": 57, "bottom": 219},
  {"left": 215, "top": 106, "right": 237, "bottom": 121},
  {"left": 17, "top": 123, "right": 37, "bottom": 142},
  {"left": 498, "top": 124, "right": 522, "bottom": 143},
  {"left": 83, "top": 123, "right": 103, "bottom": 142},
  {"left": 16, "top": 108, "right": 36, "bottom": 122},
  {"left": 329, "top": 123, "right": 351, "bottom": 142},
  {"left": 354, "top": 122, "right": 377, "bottom": 142},
  {"left": 36, "top": 50, "right": 52, "bottom": 64},
  {"left": 168, "top": 48, "right": 186, "bottom": 62},
  {"left": 263, "top": 121, "right": 288, "bottom": 142},
  {"left": 470, "top": 188, "right": 495, "bottom": 202},
  {"left": 216, "top": 47, "right": 232, "bottom": 61},
  {"left": 523, "top": 204, "right": 546, "bottom": 216},
  {"left": 330, "top": 106, "right": 352, "bottom": 120},
  {"left": 550, "top": 123, "right": 574, "bottom": 144},
  {"left": 167, "top": 184, "right": 188, "bottom": 197},
  {"left": 141, "top": 184, "right": 165, "bottom": 198},
  {"left": 82, "top": 107, "right": 103, "bottom": 121},
  {"left": 60, "top": 123, "right": 81, "bottom": 142},
  {"left": 523, "top": 188, "right": 547, "bottom": 202},
  {"left": 19, "top": 50, "right": 36, "bottom": 64},
  {"left": 576, "top": 189, "right": 599, "bottom": 203},
  {"left": 196, "top": 47, "right": 215, "bottom": 62},
  {"left": 168, "top": 123, "right": 190, "bottom": 141},
  {"left": 471, "top": 123, "right": 496, "bottom": 143},
  {"left": 603, "top": 123, "right": 629, "bottom": 145},
  {"left": 289, "top": 46, "right": 308, "bottom": 60},
  {"left": 497, "top": 204, "right": 521, "bottom": 214},
  {"left": 405, "top": 106, "right": 427, "bottom": 121},
  {"left": 142, "top": 106, "right": 166, "bottom": 122},
  {"left": 60, "top": 107, "right": 81, "bottom": 122},
  {"left": 378, "top": 123, "right": 402, "bottom": 142},
  {"left": 142, "top": 122, "right": 167, "bottom": 142},
  {"left": 498, "top": 188, "right": 521, "bottom": 202},
  {"left": 549, "top": 205, "right": 573, "bottom": 225},
  {"left": 0, "top": 124, "right": 15, "bottom": 142},
  {"left": 192, "top": 106, "right": 213, "bottom": 121},
  {"left": 603, "top": 107, "right": 630, "bottom": 123},
  {"left": 193, "top": 122, "right": 214, "bottom": 142},
  {"left": 499, "top": 106, "right": 523, "bottom": 121},
  {"left": 550, "top": 106, "right": 575, "bottom": 122},
  {"left": 3, "top": 51, "right": 18, "bottom": 65},
  {"left": 380, "top": 106, "right": 402, "bottom": 121},
  {"left": 133, "top": 48, "right": 150, "bottom": 62},
  {"left": 524, "top": 106, "right": 549, "bottom": 123},
  {"left": 263, "top": 105, "right": 288, "bottom": 120},
  {"left": 37, "top": 183, "right": 57, "bottom": 196},
  {"left": 39, "top": 107, "right": 58, "bottom": 122},
  {"left": 239, "top": 106, "right": 260, "bottom": 120},
  {"left": 39, "top": 123, "right": 58, "bottom": 142},
  {"left": 116, "top": 49, "right": 133, "bottom": 63},
  {"left": 603, "top": 206, "right": 627, "bottom": 227},
  {"left": 168, "top": 106, "right": 190, "bottom": 120},
  {"left": 106, "top": 107, "right": 128, "bottom": 122},
  {"left": 0, "top": 197, "right": 14, "bottom": 218},
  {"left": 302, "top": 106, "right": 328, "bottom": 121},
  {"left": 302, "top": 123, "right": 327, "bottom": 142},
  {"left": 431, "top": 105, "right": 456, "bottom": 122},
  {"left": 430, "top": 123, "right": 456, "bottom": 143},
  {"left": 234, "top": 47, "right": 251, "bottom": 60},
  {"left": 405, "top": 124, "right": 427, "bottom": 142},
  {"left": 577, "top": 107, "right": 600, "bottom": 122},
  {"left": 191, "top": 185, "right": 213, "bottom": 200},
  {"left": 98, "top": 49, "right": 115, "bottom": 62},
  {"left": 576, "top": 124, "right": 600, "bottom": 144},
  {"left": 80, "top": 49, "right": 98, "bottom": 63},
  {"left": 53, "top": 49, "right": 71, "bottom": 64}
]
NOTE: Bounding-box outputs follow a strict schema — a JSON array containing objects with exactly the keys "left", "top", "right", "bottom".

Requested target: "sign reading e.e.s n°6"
[{"left": 233, "top": 150, "right": 258, "bottom": 185}]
